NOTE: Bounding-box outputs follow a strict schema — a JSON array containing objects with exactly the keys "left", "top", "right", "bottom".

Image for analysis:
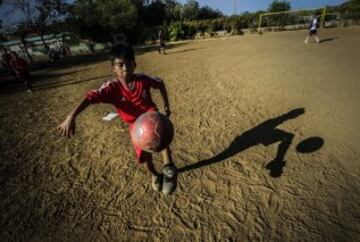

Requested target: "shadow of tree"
[
  {"left": 0, "top": 74, "right": 112, "bottom": 95},
  {"left": 33, "top": 75, "right": 112, "bottom": 91}
]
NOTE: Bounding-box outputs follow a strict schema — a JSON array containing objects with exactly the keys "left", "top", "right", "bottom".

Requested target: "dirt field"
[{"left": 1, "top": 27, "right": 360, "bottom": 241}]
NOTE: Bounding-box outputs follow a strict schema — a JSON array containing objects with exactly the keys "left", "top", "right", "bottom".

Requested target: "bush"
[
  {"left": 166, "top": 14, "right": 261, "bottom": 42},
  {"left": 168, "top": 22, "right": 185, "bottom": 41}
]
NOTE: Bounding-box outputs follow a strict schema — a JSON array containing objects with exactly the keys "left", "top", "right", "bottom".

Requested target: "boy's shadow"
[
  {"left": 178, "top": 108, "right": 306, "bottom": 177},
  {"left": 320, "top": 37, "right": 339, "bottom": 43}
]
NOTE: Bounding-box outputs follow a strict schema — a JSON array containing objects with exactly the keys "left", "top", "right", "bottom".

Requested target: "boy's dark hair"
[{"left": 110, "top": 43, "right": 135, "bottom": 65}]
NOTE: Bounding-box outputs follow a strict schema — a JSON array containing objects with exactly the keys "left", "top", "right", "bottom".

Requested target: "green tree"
[
  {"left": 142, "top": 0, "right": 166, "bottom": 26},
  {"left": 163, "top": 0, "right": 182, "bottom": 21},
  {"left": 172, "top": 3, "right": 183, "bottom": 21},
  {"left": 337, "top": 0, "right": 360, "bottom": 20},
  {"left": 267, "top": 1, "right": 291, "bottom": 27},
  {"left": 183, "top": 0, "right": 199, "bottom": 20},
  {"left": 16, "top": 23, "right": 34, "bottom": 63},
  {"left": 5, "top": 0, "right": 69, "bottom": 51},
  {"left": 73, "top": 0, "right": 138, "bottom": 43},
  {"left": 268, "top": 0, "right": 291, "bottom": 12},
  {"left": 35, "top": 0, "right": 69, "bottom": 50},
  {"left": 198, "top": 5, "right": 223, "bottom": 20}
]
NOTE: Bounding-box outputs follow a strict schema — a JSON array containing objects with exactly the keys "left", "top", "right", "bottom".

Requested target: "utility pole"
[{"left": 234, "top": 0, "right": 237, "bottom": 15}]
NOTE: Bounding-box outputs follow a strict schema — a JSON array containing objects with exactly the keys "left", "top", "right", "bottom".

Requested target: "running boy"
[
  {"left": 57, "top": 43, "right": 177, "bottom": 195},
  {"left": 9, "top": 52, "right": 33, "bottom": 92},
  {"left": 1, "top": 50, "right": 18, "bottom": 82},
  {"left": 304, "top": 14, "right": 321, "bottom": 44}
]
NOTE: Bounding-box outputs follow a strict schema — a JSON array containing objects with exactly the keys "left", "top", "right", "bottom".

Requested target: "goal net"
[{"left": 258, "top": 7, "right": 327, "bottom": 33}]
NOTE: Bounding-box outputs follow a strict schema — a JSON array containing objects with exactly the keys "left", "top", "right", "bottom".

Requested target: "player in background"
[
  {"left": 304, "top": 14, "right": 321, "bottom": 44},
  {"left": 158, "top": 29, "right": 166, "bottom": 54},
  {"left": 9, "top": 51, "right": 33, "bottom": 92}
]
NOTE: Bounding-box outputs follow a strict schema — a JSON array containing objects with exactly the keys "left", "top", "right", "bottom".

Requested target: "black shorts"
[
  {"left": 310, "top": 30, "right": 317, "bottom": 35},
  {"left": 160, "top": 42, "right": 165, "bottom": 48}
]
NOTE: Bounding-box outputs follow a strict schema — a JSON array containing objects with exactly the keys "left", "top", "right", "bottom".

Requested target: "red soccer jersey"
[
  {"left": 10, "top": 57, "right": 28, "bottom": 72},
  {"left": 85, "top": 73, "right": 164, "bottom": 123},
  {"left": 9, "top": 57, "right": 30, "bottom": 79}
]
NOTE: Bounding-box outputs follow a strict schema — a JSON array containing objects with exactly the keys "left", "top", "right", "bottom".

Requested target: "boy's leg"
[
  {"left": 314, "top": 34, "right": 320, "bottom": 43},
  {"left": 10, "top": 69, "right": 20, "bottom": 82},
  {"left": 144, "top": 156, "right": 159, "bottom": 176},
  {"left": 304, "top": 35, "right": 310, "bottom": 44},
  {"left": 141, "top": 152, "right": 163, "bottom": 192},
  {"left": 24, "top": 79, "right": 33, "bottom": 92},
  {"left": 161, "top": 148, "right": 177, "bottom": 195},
  {"left": 161, "top": 147, "right": 173, "bottom": 165},
  {"left": 145, "top": 159, "right": 163, "bottom": 192}
]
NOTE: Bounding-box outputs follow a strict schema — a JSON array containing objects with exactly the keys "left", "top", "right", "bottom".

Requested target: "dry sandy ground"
[{"left": 1, "top": 27, "right": 360, "bottom": 241}]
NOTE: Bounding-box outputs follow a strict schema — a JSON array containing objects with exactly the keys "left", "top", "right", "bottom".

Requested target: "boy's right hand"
[{"left": 57, "top": 115, "right": 76, "bottom": 137}]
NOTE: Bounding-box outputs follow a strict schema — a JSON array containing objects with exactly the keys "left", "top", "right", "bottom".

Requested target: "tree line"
[
  {"left": 0, "top": 0, "right": 222, "bottom": 44},
  {"left": 0, "top": 0, "right": 359, "bottom": 52}
]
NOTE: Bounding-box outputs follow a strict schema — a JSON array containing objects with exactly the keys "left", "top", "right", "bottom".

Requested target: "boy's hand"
[{"left": 57, "top": 115, "right": 76, "bottom": 137}]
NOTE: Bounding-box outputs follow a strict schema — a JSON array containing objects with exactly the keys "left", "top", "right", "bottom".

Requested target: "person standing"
[
  {"left": 158, "top": 30, "right": 166, "bottom": 54},
  {"left": 304, "top": 15, "right": 321, "bottom": 44},
  {"left": 1, "top": 49, "right": 19, "bottom": 81},
  {"left": 9, "top": 52, "right": 33, "bottom": 92}
]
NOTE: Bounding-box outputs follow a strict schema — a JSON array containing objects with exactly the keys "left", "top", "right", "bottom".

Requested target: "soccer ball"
[{"left": 131, "top": 111, "right": 174, "bottom": 152}]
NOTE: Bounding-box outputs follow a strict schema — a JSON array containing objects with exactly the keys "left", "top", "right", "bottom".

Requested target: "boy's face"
[{"left": 112, "top": 57, "right": 136, "bottom": 82}]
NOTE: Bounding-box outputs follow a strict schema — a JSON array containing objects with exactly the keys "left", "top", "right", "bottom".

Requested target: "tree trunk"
[
  {"left": 20, "top": 36, "right": 34, "bottom": 64},
  {"left": 39, "top": 32, "right": 50, "bottom": 52}
]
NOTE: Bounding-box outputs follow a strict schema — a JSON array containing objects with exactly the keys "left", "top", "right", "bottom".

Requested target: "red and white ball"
[{"left": 131, "top": 111, "right": 174, "bottom": 152}]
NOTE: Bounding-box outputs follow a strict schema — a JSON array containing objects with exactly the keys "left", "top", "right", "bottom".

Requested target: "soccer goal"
[{"left": 258, "top": 7, "right": 327, "bottom": 33}]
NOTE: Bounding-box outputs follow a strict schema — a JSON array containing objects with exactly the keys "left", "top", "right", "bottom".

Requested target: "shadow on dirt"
[
  {"left": 0, "top": 42, "right": 191, "bottom": 95},
  {"left": 319, "top": 37, "right": 339, "bottom": 43},
  {"left": 135, "top": 41, "right": 190, "bottom": 55},
  {"left": 179, "top": 108, "right": 324, "bottom": 177}
]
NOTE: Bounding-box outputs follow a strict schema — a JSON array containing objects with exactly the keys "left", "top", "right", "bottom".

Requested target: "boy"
[
  {"left": 57, "top": 43, "right": 177, "bottom": 195},
  {"left": 9, "top": 52, "right": 33, "bottom": 92},
  {"left": 158, "top": 30, "right": 166, "bottom": 54},
  {"left": 1, "top": 50, "right": 18, "bottom": 82},
  {"left": 304, "top": 14, "right": 321, "bottom": 44}
]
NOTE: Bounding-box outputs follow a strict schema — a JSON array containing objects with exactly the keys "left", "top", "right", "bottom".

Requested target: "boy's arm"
[
  {"left": 158, "top": 82, "right": 171, "bottom": 117},
  {"left": 58, "top": 98, "right": 91, "bottom": 137},
  {"left": 58, "top": 79, "right": 117, "bottom": 137}
]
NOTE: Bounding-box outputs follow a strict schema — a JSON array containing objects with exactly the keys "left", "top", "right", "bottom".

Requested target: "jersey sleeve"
[
  {"left": 145, "top": 75, "right": 164, "bottom": 89},
  {"left": 85, "top": 80, "right": 118, "bottom": 104}
]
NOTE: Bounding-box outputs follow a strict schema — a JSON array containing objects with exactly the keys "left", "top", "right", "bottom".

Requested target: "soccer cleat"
[
  {"left": 152, "top": 174, "right": 163, "bottom": 192},
  {"left": 162, "top": 164, "right": 178, "bottom": 195}
]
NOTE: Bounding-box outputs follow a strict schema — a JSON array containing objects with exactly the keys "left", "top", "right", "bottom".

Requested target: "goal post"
[{"left": 258, "top": 7, "right": 327, "bottom": 33}]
